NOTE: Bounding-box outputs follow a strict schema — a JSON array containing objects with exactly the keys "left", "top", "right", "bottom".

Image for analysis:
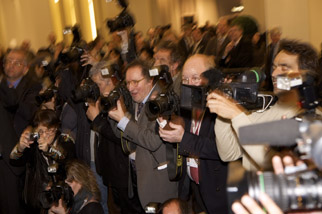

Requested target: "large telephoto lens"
[{"left": 248, "top": 171, "right": 322, "bottom": 211}]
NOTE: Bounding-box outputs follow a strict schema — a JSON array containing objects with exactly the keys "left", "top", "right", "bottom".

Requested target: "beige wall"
[
  {"left": 0, "top": 0, "right": 53, "bottom": 51},
  {"left": 242, "top": 0, "right": 266, "bottom": 32},
  {"left": 308, "top": 0, "right": 322, "bottom": 51},
  {"left": 1, "top": 0, "right": 322, "bottom": 52},
  {"left": 264, "top": 0, "right": 310, "bottom": 42}
]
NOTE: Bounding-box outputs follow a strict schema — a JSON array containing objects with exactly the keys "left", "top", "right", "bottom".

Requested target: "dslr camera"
[
  {"left": 100, "top": 83, "right": 132, "bottom": 114},
  {"left": 145, "top": 65, "right": 180, "bottom": 119},
  {"left": 39, "top": 181, "right": 74, "bottom": 209},
  {"left": 73, "top": 77, "right": 100, "bottom": 102},
  {"left": 36, "top": 85, "right": 58, "bottom": 105},
  {"left": 106, "top": 0, "right": 134, "bottom": 33}
]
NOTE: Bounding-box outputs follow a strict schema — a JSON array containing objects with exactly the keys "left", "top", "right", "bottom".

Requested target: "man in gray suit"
[{"left": 108, "top": 60, "right": 178, "bottom": 208}]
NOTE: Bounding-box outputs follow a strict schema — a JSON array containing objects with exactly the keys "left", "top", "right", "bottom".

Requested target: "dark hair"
[
  {"left": 33, "top": 109, "right": 60, "bottom": 129},
  {"left": 278, "top": 39, "right": 319, "bottom": 76},
  {"left": 124, "top": 59, "right": 152, "bottom": 80},
  {"left": 154, "top": 40, "right": 183, "bottom": 69},
  {"left": 157, "top": 198, "right": 191, "bottom": 214}
]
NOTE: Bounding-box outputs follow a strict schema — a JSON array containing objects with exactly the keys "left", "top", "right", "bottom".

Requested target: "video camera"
[
  {"left": 180, "top": 67, "right": 274, "bottom": 111},
  {"left": 228, "top": 118, "right": 322, "bottom": 212},
  {"left": 72, "top": 77, "right": 100, "bottom": 102},
  {"left": 145, "top": 65, "right": 180, "bottom": 119}
]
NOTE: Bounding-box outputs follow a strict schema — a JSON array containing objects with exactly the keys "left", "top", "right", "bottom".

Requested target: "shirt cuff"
[{"left": 117, "top": 116, "right": 130, "bottom": 132}]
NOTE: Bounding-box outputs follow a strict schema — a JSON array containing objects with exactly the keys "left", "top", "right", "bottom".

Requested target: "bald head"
[{"left": 182, "top": 54, "right": 214, "bottom": 86}]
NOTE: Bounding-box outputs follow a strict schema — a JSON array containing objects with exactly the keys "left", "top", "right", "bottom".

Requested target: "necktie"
[{"left": 137, "top": 103, "right": 144, "bottom": 117}]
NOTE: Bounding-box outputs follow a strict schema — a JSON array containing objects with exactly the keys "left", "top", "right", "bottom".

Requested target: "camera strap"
[
  {"left": 120, "top": 131, "right": 132, "bottom": 155},
  {"left": 166, "top": 143, "right": 183, "bottom": 181}
]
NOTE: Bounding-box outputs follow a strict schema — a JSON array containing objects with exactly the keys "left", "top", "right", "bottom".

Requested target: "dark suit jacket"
[
  {"left": 120, "top": 102, "right": 178, "bottom": 208},
  {"left": 204, "top": 36, "right": 231, "bottom": 66},
  {"left": 0, "top": 73, "right": 42, "bottom": 136},
  {"left": 91, "top": 115, "right": 129, "bottom": 188},
  {"left": 0, "top": 102, "right": 25, "bottom": 214},
  {"left": 178, "top": 109, "right": 228, "bottom": 214},
  {"left": 178, "top": 37, "right": 192, "bottom": 60},
  {"left": 219, "top": 36, "right": 253, "bottom": 68}
]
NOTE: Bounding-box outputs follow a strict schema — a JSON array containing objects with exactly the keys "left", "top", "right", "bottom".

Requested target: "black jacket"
[
  {"left": 91, "top": 114, "right": 129, "bottom": 188},
  {"left": 178, "top": 109, "right": 228, "bottom": 214}
]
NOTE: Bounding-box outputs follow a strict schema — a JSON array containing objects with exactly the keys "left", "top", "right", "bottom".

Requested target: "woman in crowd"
[
  {"left": 10, "top": 109, "right": 75, "bottom": 213},
  {"left": 48, "top": 160, "right": 104, "bottom": 214}
]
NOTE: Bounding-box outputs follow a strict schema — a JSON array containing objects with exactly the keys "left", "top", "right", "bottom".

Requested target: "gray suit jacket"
[{"left": 120, "top": 102, "right": 178, "bottom": 208}]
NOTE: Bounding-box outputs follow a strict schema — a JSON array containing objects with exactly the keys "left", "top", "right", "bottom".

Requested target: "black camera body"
[
  {"left": 180, "top": 68, "right": 272, "bottom": 111},
  {"left": 107, "top": 9, "right": 135, "bottom": 32},
  {"left": 36, "top": 85, "right": 58, "bottom": 105},
  {"left": 39, "top": 182, "right": 74, "bottom": 209},
  {"left": 145, "top": 65, "right": 180, "bottom": 118},
  {"left": 73, "top": 77, "right": 100, "bottom": 102},
  {"left": 29, "top": 132, "right": 40, "bottom": 141},
  {"left": 100, "top": 83, "right": 132, "bottom": 114},
  {"left": 59, "top": 46, "right": 86, "bottom": 65}
]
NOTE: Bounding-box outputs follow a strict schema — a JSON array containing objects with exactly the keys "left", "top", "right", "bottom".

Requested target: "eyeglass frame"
[
  {"left": 181, "top": 75, "right": 202, "bottom": 85},
  {"left": 125, "top": 77, "right": 146, "bottom": 87},
  {"left": 4, "top": 58, "right": 27, "bottom": 68}
]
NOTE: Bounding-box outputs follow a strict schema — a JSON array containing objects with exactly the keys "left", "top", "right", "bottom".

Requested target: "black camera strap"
[{"left": 166, "top": 143, "right": 183, "bottom": 181}]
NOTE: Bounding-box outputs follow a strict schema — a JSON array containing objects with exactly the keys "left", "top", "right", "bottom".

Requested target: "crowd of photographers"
[{"left": 1, "top": 2, "right": 322, "bottom": 214}]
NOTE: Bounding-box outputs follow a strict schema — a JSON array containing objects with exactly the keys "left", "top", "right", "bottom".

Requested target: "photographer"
[
  {"left": 86, "top": 61, "right": 143, "bottom": 213},
  {"left": 10, "top": 109, "right": 75, "bottom": 212},
  {"left": 108, "top": 60, "right": 178, "bottom": 209},
  {"left": 158, "top": 54, "right": 228, "bottom": 214},
  {"left": 207, "top": 39, "right": 320, "bottom": 170},
  {"left": 49, "top": 160, "right": 104, "bottom": 214}
]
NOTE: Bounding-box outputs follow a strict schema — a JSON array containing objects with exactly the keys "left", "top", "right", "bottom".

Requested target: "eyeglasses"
[
  {"left": 181, "top": 76, "right": 201, "bottom": 85},
  {"left": 4, "top": 58, "right": 26, "bottom": 68},
  {"left": 35, "top": 128, "right": 56, "bottom": 136},
  {"left": 125, "top": 78, "right": 145, "bottom": 87}
]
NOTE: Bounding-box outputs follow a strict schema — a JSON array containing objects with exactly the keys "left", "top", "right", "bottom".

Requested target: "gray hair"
[{"left": 89, "top": 60, "right": 109, "bottom": 77}]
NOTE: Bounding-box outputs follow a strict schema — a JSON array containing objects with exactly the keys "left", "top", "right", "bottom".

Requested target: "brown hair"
[{"left": 65, "top": 160, "right": 101, "bottom": 201}]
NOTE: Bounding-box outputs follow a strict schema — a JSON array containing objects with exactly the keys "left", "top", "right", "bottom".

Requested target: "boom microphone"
[{"left": 239, "top": 119, "right": 301, "bottom": 146}]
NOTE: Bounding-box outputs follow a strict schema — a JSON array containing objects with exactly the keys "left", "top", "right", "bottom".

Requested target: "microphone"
[{"left": 239, "top": 119, "right": 301, "bottom": 146}]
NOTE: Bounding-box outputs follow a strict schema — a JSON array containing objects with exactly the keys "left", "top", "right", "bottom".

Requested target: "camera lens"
[{"left": 248, "top": 171, "right": 322, "bottom": 211}]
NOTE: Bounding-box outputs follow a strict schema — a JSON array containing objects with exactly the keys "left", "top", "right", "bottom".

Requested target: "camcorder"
[
  {"left": 180, "top": 67, "right": 274, "bottom": 111},
  {"left": 145, "top": 65, "right": 180, "bottom": 119},
  {"left": 228, "top": 118, "right": 322, "bottom": 212},
  {"left": 36, "top": 85, "right": 58, "bottom": 105},
  {"left": 72, "top": 77, "right": 100, "bottom": 102},
  {"left": 106, "top": 0, "right": 135, "bottom": 32}
]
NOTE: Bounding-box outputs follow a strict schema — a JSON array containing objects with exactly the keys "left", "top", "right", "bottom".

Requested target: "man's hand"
[
  {"left": 159, "top": 116, "right": 185, "bottom": 143},
  {"left": 232, "top": 193, "right": 283, "bottom": 214},
  {"left": 108, "top": 100, "right": 126, "bottom": 122},
  {"left": 206, "top": 91, "right": 245, "bottom": 120},
  {"left": 48, "top": 199, "right": 67, "bottom": 214},
  {"left": 86, "top": 100, "right": 100, "bottom": 121}
]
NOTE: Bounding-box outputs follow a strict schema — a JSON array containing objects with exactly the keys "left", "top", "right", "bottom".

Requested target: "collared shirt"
[
  {"left": 117, "top": 85, "right": 155, "bottom": 131},
  {"left": 7, "top": 77, "right": 23, "bottom": 89}
]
